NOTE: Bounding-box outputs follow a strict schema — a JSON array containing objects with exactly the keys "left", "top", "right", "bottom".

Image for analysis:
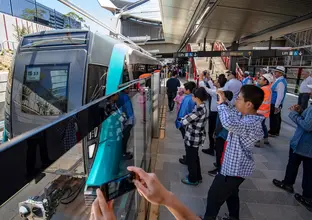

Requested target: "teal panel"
[{"left": 105, "top": 44, "right": 128, "bottom": 96}]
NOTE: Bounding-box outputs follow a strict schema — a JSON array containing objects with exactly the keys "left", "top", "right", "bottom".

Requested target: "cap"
[
  {"left": 262, "top": 73, "right": 274, "bottom": 84},
  {"left": 244, "top": 71, "right": 250, "bottom": 75}
]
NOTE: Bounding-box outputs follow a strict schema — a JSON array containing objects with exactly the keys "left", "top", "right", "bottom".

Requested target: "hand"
[
  {"left": 274, "top": 107, "right": 281, "bottom": 114},
  {"left": 216, "top": 90, "right": 226, "bottom": 104},
  {"left": 89, "top": 189, "right": 116, "bottom": 220},
  {"left": 289, "top": 104, "right": 302, "bottom": 113},
  {"left": 127, "top": 166, "right": 171, "bottom": 206}
]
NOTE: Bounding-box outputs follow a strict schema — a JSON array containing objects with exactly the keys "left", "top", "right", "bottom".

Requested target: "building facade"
[{"left": 0, "top": 0, "right": 81, "bottom": 29}]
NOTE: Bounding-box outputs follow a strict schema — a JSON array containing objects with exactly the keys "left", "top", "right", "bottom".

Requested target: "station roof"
[{"left": 159, "top": 0, "right": 312, "bottom": 48}]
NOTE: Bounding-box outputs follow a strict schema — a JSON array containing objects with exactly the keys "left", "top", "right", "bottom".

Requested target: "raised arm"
[
  {"left": 217, "top": 104, "right": 261, "bottom": 138},
  {"left": 289, "top": 107, "right": 312, "bottom": 132}
]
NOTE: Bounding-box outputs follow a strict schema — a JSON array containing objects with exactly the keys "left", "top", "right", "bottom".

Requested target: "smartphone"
[{"left": 100, "top": 172, "right": 136, "bottom": 201}]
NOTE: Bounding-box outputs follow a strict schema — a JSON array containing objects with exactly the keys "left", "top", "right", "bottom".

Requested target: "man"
[
  {"left": 199, "top": 73, "right": 217, "bottom": 156},
  {"left": 256, "top": 73, "right": 274, "bottom": 147},
  {"left": 273, "top": 104, "right": 312, "bottom": 212},
  {"left": 242, "top": 71, "right": 253, "bottom": 85},
  {"left": 223, "top": 70, "right": 242, "bottom": 105},
  {"left": 269, "top": 66, "right": 288, "bottom": 137},
  {"left": 176, "top": 82, "right": 197, "bottom": 165},
  {"left": 166, "top": 71, "right": 180, "bottom": 112},
  {"left": 298, "top": 71, "right": 312, "bottom": 110}
]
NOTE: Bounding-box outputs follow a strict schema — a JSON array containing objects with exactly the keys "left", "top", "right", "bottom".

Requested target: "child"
[
  {"left": 204, "top": 85, "right": 265, "bottom": 220},
  {"left": 175, "top": 82, "right": 197, "bottom": 165},
  {"left": 179, "top": 87, "right": 209, "bottom": 186},
  {"left": 174, "top": 87, "right": 185, "bottom": 112}
]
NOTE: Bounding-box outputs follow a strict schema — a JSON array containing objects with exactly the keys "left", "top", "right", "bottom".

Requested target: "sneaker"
[
  {"left": 264, "top": 138, "right": 270, "bottom": 145},
  {"left": 181, "top": 177, "right": 199, "bottom": 186},
  {"left": 255, "top": 141, "right": 261, "bottom": 148},
  {"left": 202, "top": 148, "right": 215, "bottom": 156},
  {"left": 179, "top": 158, "right": 187, "bottom": 165},
  {"left": 208, "top": 168, "right": 218, "bottom": 177},
  {"left": 272, "top": 179, "right": 294, "bottom": 193},
  {"left": 294, "top": 193, "right": 312, "bottom": 212}
]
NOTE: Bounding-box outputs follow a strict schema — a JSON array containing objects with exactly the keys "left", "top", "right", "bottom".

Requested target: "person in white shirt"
[
  {"left": 298, "top": 71, "right": 312, "bottom": 110},
  {"left": 198, "top": 73, "right": 219, "bottom": 156},
  {"left": 223, "top": 70, "right": 242, "bottom": 105},
  {"left": 269, "top": 66, "right": 288, "bottom": 137}
]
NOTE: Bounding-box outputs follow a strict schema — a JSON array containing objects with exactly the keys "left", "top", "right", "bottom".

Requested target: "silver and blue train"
[{"left": 3, "top": 29, "right": 160, "bottom": 201}]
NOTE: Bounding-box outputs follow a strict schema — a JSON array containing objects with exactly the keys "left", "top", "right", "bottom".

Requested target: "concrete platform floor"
[{"left": 155, "top": 93, "right": 312, "bottom": 220}]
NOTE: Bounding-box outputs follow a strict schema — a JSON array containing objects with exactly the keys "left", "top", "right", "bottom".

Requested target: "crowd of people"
[{"left": 90, "top": 66, "right": 312, "bottom": 220}]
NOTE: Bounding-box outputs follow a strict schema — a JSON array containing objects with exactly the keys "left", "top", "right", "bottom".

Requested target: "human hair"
[
  {"left": 223, "top": 90, "right": 233, "bottom": 101},
  {"left": 226, "top": 70, "right": 236, "bottom": 78},
  {"left": 172, "top": 71, "right": 178, "bottom": 77},
  {"left": 218, "top": 74, "right": 227, "bottom": 88},
  {"left": 240, "top": 85, "right": 264, "bottom": 110},
  {"left": 193, "top": 87, "right": 209, "bottom": 102},
  {"left": 184, "top": 81, "right": 196, "bottom": 93}
]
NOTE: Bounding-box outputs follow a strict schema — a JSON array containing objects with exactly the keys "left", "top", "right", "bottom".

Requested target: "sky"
[{"left": 37, "top": 0, "right": 117, "bottom": 34}]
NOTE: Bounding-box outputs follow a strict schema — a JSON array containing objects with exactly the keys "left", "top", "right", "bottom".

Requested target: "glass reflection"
[{"left": 0, "top": 79, "right": 152, "bottom": 220}]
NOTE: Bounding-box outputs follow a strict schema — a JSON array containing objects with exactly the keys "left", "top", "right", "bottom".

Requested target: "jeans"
[
  {"left": 298, "top": 93, "right": 310, "bottom": 111},
  {"left": 167, "top": 92, "right": 177, "bottom": 111},
  {"left": 185, "top": 145, "right": 202, "bottom": 182},
  {"left": 262, "top": 118, "right": 268, "bottom": 139},
  {"left": 283, "top": 148, "right": 312, "bottom": 199},
  {"left": 208, "top": 112, "right": 217, "bottom": 150},
  {"left": 204, "top": 174, "right": 245, "bottom": 220},
  {"left": 269, "top": 104, "right": 282, "bottom": 135},
  {"left": 122, "top": 124, "right": 133, "bottom": 154},
  {"left": 215, "top": 137, "right": 225, "bottom": 171}
]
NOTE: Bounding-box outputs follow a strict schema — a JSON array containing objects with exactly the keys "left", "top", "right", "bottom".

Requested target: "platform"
[{"left": 155, "top": 86, "right": 312, "bottom": 220}]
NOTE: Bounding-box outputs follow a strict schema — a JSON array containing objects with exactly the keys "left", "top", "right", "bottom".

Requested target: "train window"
[
  {"left": 21, "top": 64, "right": 69, "bottom": 116},
  {"left": 86, "top": 64, "right": 108, "bottom": 103}
]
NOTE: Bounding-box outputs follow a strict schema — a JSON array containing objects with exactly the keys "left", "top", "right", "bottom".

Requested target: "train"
[{"left": 2, "top": 29, "right": 160, "bottom": 205}]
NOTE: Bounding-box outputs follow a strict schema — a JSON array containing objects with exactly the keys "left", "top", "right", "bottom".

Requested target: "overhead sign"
[
  {"left": 156, "top": 49, "right": 306, "bottom": 59},
  {"left": 276, "top": 50, "right": 304, "bottom": 57}
]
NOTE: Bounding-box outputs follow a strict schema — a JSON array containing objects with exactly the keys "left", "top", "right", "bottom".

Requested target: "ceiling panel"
[
  {"left": 161, "top": 0, "right": 199, "bottom": 11},
  {"left": 190, "top": 27, "right": 237, "bottom": 44},
  {"left": 159, "top": 0, "right": 200, "bottom": 43},
  {"left": 202, "top": 7, "right": 294, "bottom": 39},
  {"left": 218, "top": 0, "right": 312, "bottom": 17}
]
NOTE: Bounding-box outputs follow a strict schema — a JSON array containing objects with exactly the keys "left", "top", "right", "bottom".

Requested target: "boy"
[
  {"left": 204, "top": 85, "right": 264, "bottom": 220},
  {"left": 176, "top": 81, "right": 197, "bottom": 165},
  {"left": 179, "top": 87, "right": 209, "bottom": 185}
]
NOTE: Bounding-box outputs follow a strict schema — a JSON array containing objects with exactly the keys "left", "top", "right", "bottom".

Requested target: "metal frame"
[{"left": 58, "top": 0, "right": 152, "bottom": 57}]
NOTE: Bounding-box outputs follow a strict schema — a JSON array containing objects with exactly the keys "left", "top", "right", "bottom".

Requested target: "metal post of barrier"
[{"left": 152, "top": 71, "right": 160, "bottom": 138}]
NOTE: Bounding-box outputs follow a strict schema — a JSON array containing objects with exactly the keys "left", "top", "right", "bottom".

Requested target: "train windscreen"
[{"left": 21, "top": 64, "right": 69, "bottom": 116}]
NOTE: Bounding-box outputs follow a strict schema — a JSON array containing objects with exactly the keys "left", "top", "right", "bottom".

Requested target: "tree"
[
  {"left": 21, "top": 8, "right": 46, "bottom": 21},
  {"left": 64, "top": 12, "right": 89, "bottom": 29},
  {"left": 12, "top": 25, "right": 31, "bottom": 42}
]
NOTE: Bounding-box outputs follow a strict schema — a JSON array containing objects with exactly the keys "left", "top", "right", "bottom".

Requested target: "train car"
[
  {"left": 3, "top": 29, "right": 159, "bottom": 140},
  {"left": 2, "top": 29, "right": 160, "bottom": 203}
]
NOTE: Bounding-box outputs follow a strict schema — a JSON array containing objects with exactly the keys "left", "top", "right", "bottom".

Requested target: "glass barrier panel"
[{"left": 0, "top": 78, "right": 152, "bottom": 220}]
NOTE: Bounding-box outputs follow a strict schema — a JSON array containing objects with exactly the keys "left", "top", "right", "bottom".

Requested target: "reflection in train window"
[
  {"left": 86, "top": 64, "right": 108, "bottom": 103},
  {"left": 21, "top": 64, "right": 69, "bottom": 116},
  {"left": 123, "top": 60, "right": 130, "bottom": 84}
]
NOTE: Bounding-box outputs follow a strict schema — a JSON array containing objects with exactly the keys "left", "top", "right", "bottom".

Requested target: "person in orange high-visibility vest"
[{"left": 256, "top": 73, "right": 274, "bottom": 146}]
